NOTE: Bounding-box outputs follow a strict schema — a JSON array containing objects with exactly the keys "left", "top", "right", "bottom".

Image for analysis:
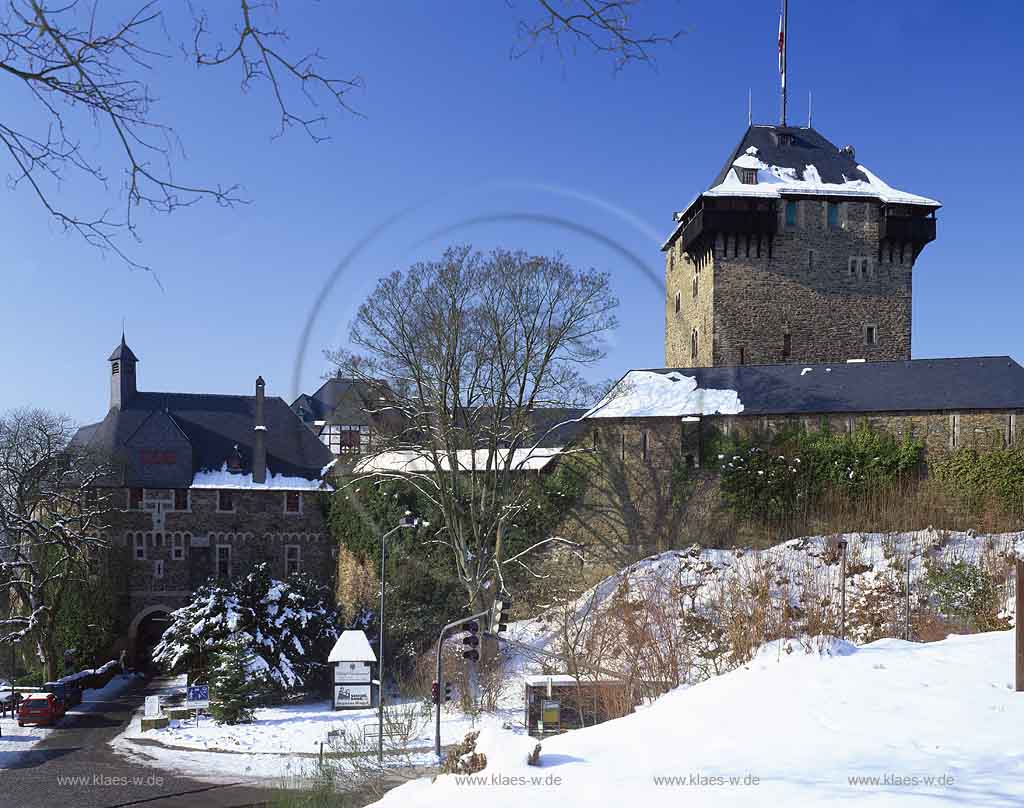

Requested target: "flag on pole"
[{"left": 778, "top": 12, "right": 786, "bottom": 88}]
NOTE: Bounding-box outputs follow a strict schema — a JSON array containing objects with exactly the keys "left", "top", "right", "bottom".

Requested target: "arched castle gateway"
[{"left": 71, "top": 337, "right": 336, "bottom": 666}]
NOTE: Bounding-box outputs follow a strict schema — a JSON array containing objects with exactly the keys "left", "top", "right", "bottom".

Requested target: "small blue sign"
[{"left": 185, "top": 684, "right": 210, "bottom": 708}]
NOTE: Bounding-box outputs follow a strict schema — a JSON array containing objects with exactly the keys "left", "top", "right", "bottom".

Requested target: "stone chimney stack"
[{"left": 253, "top": 376, "right": 267, "bottom": 484}]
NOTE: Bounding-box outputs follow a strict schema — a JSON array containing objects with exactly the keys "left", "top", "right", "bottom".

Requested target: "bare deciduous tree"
[
  {"left": 331, "top": 245, "right": 617, "bottom": 620},
  {"left": 513, "top": 0, "right": 683, "bottom": 68},
  {"left": 0, "top": 2, "right": 677, "bottom": 269},
  {"left": 0, "top": 407, "right": 114, "bottom": 680}
]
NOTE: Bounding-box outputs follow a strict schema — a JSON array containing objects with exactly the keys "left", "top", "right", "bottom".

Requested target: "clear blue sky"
[{"left": 1, "top": 1, "right": 1021, "bottom": 425}]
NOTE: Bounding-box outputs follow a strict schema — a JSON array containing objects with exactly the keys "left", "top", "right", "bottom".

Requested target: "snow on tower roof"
[{"left": 328, "top": 630, "right": 377, "bottom": 663}]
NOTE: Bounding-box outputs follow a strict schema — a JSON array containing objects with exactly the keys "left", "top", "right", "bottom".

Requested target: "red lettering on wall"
[{"left": 140, "top": 450, "right": 177, "bottom": 465}]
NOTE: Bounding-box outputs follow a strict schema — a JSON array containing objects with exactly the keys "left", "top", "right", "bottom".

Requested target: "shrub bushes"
[{"left": 713, "top": 426, "right": 924, "bottom": 526}]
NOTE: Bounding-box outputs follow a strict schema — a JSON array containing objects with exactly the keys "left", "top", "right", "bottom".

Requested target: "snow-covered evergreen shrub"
[
  {"left": 208, "top": 634, "right": 260, "bottom": 724},
  {"left": 153, "top": 562, "right": 338, "bottom": 695}
]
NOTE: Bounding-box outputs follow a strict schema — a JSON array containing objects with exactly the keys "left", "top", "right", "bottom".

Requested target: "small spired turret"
[{"left": 108, "top": 333, "right": 139, "bottom": 411}]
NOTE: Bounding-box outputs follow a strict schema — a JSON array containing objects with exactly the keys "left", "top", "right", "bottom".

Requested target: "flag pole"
[{"left": 779, "top": 0, "right": 788, "bottom": 126}]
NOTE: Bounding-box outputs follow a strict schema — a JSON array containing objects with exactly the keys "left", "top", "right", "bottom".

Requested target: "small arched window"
[{"left": 690, "top": 328, "right": 699, "bottom": 360}]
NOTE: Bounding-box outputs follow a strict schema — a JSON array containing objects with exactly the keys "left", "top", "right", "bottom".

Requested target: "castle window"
[
  {"left": 738, "top": 347, "right": 746, "bottom": 365},
  {"left": 778, "top": 132, "right": 795, "bottom": 147},
  {"left": 285, "top": 545, "right": 302, "bottom": 576},
  {"left": 134, "top": 533, "right": 146, "bottom": 561},
  {"left": 217, "top": 490, "right": 235, "bottom": 512},
  {"left": 129, "top": 487, "right": 143, "bottom": 510},
  {"left": 949, "top": 414, "right": 961, "bottom": 450},
  {"left": 172, "top": 533, "right": 187, "bottom": 561},
  {"left": 685, "top": 454, "right": 696, "bottom": 468},
  {"left": 641, "top": 431, "right": 649, "bottom": 462},
  {"left": 174, "top": 489, "right": 189, "bottom": 511},
  {"left": 153, "top": 560, "right": 164, "bottom": 579},
  {"left": 692, "top": 272, "right": 698, "bottom": 298},
  {"left": 785, "top": 200, "right": 797, "bottom": 227},
  {"left": 112, "top": 361, "right": 120, "bottom": 375},
  {"left": 739, "top": 167, "right": 757, "bottom": 184},
  {"left": 860, "top": 258, "right": 870, "bottom": 278},
  {"left": 153, "top": 532, "right": 163, "bottom": 548},
  {"left": 827, "top": 202, "right": 839, "bottom": 228},
  {"left": 216, "top": 544, "right": 232, "bottom": 579},
  {"left": 284, "top": 491, "right": 302, "bottom": 514},
  {"left": 782, "top": 333, "right": 792, "bottom": 360},
  {"left": 808, "top": 250, "right": 814, "bottom": 270},
  {"left": 674, "top": 291, "right": 681, "bottom": 313},
  {"left": 690, "top": 328, "right": 698, "bottom": 360},
  {"left": 864, "top": 324, "right": 878, "bottom": 346}
]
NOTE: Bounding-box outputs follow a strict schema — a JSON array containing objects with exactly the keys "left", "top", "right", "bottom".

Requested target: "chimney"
[{"left": 253, "top": 376, "right": 267, "bottom": 484}]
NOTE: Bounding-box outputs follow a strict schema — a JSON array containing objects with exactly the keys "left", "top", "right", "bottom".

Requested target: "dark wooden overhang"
[{"left": 668, "top": 195, "right": 778, "bottom": 255}]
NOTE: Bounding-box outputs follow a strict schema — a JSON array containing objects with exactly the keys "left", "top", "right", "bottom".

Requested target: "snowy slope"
[{"left": 373, "top": 630, "right": 1024, "bottom": 807}]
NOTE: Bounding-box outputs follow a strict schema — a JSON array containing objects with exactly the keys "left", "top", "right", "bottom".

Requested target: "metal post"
[
  {"left": 1016, "top": 559, "right": 1023, "bottom": 692},
  {"left": 838, "top": 539, "right": 848, "bottom": 640},
  {"left": 905, "top": 554, "right": 912, "bottom": 642},
  {"left": 434, "top": 609, "right": 491, "bottom": 760},
  {"left": 378, "top": 531, "right": 386, "bottom": 764},
  {"left": 780, "top": 0, "right": 788, "bottom": 126}
]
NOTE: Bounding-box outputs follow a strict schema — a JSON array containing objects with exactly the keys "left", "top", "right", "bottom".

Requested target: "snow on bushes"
[{"left": 153, "top": 563, "right": 338, "bottom": 694}]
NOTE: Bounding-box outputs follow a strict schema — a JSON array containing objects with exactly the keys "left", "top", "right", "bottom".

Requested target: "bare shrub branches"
[
  {"left": 513, "top": 0, "right": 682, "bottom": 69},
  {"left": 0, "top": 1, "right": 358, "bottom": 268}
]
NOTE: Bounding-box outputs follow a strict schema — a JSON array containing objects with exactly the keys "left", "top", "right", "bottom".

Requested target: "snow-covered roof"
[
  {"left": 328, "top": 630, "right": 377, "bottom": 663},
  {"left": 191, "top": 463, "right": 332, "bottom": 491},
  {"left": 704, "top": 160, "right": 940, "bottom": 206},
  {"left": 353, "top": 448, "right": 564, "bottom": 475},
  {"left": 586, "top": 371, "right": 744, "bottom": 419},
  {"left": 586, "top": 358, "right": 1024, "bottom": 419},
  {"left": 664, "top": 125, "right": 941, "bottom": 248}
]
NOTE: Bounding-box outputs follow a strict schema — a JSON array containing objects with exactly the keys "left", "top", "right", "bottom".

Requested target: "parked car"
[
  {"left": 43, "top": 681, "right": 82, "bottom": 709},
  {"left": 17, "top": 692, "right": 65, "bottom": 727}
]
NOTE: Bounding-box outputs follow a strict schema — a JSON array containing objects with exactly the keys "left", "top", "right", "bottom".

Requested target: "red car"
[{"left": 18, "top": 692, "right": 65, "bottom": 727}]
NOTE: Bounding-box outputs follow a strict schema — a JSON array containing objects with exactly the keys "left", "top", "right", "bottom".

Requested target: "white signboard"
[
  {"left": 334, "top": 662, "right": 371, "bottom": 684},
  {"left": 144, "top": 695, "right": 161, "bottom": 718},
  {"left": 334, "top": 684, "right": 372, "bottom": 708}
]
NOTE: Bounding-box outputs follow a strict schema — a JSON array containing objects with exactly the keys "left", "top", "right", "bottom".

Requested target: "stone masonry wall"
[
  {"left": 665, "top": 200, "right": 917, "bottom": 367},
  {"left": 100, "top": 487, "right": 332, "bottom": 622}
]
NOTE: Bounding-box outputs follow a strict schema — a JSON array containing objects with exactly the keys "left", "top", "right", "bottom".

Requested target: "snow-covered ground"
[
  {"left": 112, "top": 674, "right": 518, "bottom": 780},
  {"left": 0, "top": 674, "right": 139, "bottom": 769},
  {"left": 373, "top": 629, "right": 1024, "bottom": 807}
]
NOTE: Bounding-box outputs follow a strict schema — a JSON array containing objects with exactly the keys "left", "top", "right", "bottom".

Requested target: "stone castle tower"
[{"left": 663, "top": 125, "right": 940, "bottom": 367}]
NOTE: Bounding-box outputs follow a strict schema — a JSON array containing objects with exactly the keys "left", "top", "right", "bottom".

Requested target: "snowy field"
[
  {"left": 0, "top": 674, "right": 139, "bottom": 769},
  {"left": 373, "top": 629, "right": 1024, "bottom": 808}
]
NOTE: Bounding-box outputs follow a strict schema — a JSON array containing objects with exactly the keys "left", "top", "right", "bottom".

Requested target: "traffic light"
[
  {"left": 462, "top": 620, "right": 480, "bottom": 662},
  {"left": 490, "top": 596, "right": 513, "bottom": 634},
  {"left": 432, "top": 680, "right": 454, "bottom": 704}
]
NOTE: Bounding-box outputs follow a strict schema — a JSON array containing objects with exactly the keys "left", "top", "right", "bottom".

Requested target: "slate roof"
[
  {"left": 108, "top": 335, "right": 139, "bottom": 363},
  {"left": 292, "top": 377, "right": 389, "bottom": 426},
  {"left": 73, "top": 390, "right": 333, "bottom": 488},
  {"left": 291, "top": 378, "right": 588, "bottom": 448},
  {"left": 625, "top": 357, "right": 1024, "bottom": 417},
  {"left": 708, "top": 125, "right": 863, "bottom": 190}
]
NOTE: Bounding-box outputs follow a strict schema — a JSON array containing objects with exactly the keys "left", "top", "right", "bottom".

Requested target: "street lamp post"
[{"left": 378, "top": 513, "right": 420, "bottom": 764}]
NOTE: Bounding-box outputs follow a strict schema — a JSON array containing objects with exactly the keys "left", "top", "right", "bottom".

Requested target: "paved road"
[{"left": 0, "top": 677, "right": 272, "bottom": 808}]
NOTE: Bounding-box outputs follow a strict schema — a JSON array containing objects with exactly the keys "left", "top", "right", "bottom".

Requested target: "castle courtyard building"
[{"left": 72, "top": 337, "right": 335, "bottom": 667}]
